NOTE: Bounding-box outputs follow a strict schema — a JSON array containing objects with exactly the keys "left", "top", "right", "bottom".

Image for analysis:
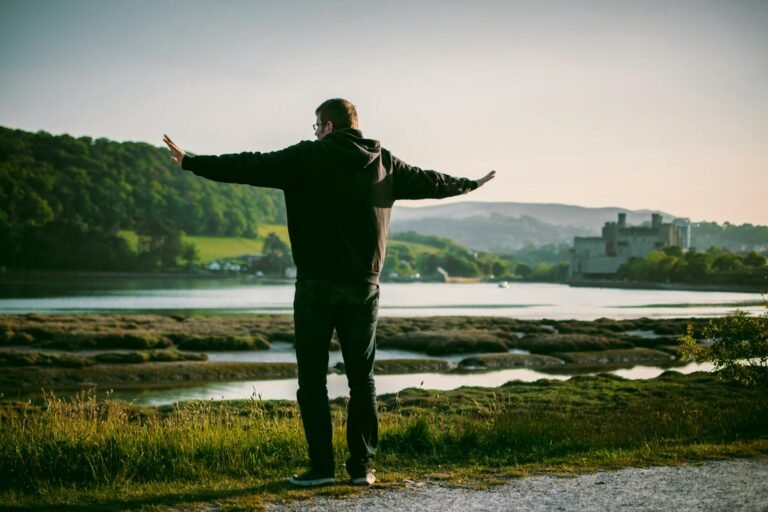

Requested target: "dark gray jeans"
[{"left": 293, "top": 278, "right": 379, "bottom": 476}]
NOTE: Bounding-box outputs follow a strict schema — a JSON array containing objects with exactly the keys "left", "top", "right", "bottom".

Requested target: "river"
[
  {"left": 0, "top": 279, "right": 763, "bottom": 319},
  {"left": 0, "top": 278, "right": 760, "bottom": 404}
]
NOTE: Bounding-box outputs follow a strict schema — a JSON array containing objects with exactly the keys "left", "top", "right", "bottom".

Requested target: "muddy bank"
[
  {"left": 335, "top": 358, "right": 452, "bottom": 375},
  {"left": 458, "top": 353, "right": 565, "bottom": 370},
  {"left": 0, "top": 361, "right": 300, "bottom": 391},
  {"left": 553, "top": 348, "right": 677, "bottom": 367}
]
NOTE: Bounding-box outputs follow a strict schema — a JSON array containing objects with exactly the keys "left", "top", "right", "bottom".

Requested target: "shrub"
[{"left": 680, "top": 303, "right": 768, "bottom": 386}]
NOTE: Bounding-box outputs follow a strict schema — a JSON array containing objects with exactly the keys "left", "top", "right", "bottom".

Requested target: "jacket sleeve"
[
  {"left": 181, "top": 141, "right": 313, "bottom": 190},
  {"left": 392, "top": 154, "right": 478, "bottom": 200}
]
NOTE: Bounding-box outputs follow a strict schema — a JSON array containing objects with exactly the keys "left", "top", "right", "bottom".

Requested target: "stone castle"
[{"left": 570, "top": 213, "right": 691, "bottom": 279}]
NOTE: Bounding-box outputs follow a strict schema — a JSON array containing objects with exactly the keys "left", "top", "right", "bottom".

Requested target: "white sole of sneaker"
[{"left": 351, "top": 474, "right": 376, "bottom": 486}]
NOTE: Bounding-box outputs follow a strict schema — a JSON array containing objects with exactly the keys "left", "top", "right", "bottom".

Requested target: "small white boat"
[{"left": 498, "top": 281, "right": 509, "bottom": 288}]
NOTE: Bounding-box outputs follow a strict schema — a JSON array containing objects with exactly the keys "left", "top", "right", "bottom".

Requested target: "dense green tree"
[
  {"left": 0, "top": 126, "right": 287, "bottom": 271},
  {"left": 180, "top": 241, "right": 201, "bottom": 271},
  {"left": 515, "top": 263, "right": 533, "bottom": 278},
  {"left": 713, "top": 254, "right": 744, "bottom": 272},
  {"left": 443, "top": 253, "right": 480, "bottom": 277},
  {"left": 663, "top": 246, "right": 684, "bottom": 258},
  {"left": 618, "top": 246, "right": 766, "bottom": 287},
  {"left": 256, "top": 232, "right": 293, "bottom": 276},
  {"left": 744, "top": 252, "right": 767, "bottom": 267}
]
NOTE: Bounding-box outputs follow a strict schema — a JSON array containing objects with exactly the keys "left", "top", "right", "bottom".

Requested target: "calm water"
[
  {"left": 98, "top": 362, "right": 716, "bottom": 406},
  {"left": 0, "top": 279, "right": 762, "bottom": 319},
  {"left": 0, "top": 277, "right": 757, "bottom": 404}
]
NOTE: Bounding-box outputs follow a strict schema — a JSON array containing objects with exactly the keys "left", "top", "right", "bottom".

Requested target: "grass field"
[
  {"left": 1, "top": 371, "right": 766, "bottom": 510},
  {"left": 118, "top": 226, "right": 440, "bottom": 264},
  {"left": 118, "top": 225, "right": 290, "bottom": 263},
  {"left": 388, "top": 239, "right": 441, "bottom": 255}
]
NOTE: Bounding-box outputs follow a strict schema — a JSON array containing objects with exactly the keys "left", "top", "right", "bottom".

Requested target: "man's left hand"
[{"left": 474, "top": 170, "right": 496, "bottom": 189}]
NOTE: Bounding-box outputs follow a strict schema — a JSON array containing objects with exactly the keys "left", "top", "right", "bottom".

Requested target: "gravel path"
[{"left": 268, "top": 459, "right": 768, "bottom": 512}]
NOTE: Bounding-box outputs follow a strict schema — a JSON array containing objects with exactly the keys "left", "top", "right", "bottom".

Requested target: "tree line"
[
  {"left": 0, "top": 126, "right": 285, "bottom": 271},
  {"left": 617, "top": 246, "right": 766, "bottom": 287}
]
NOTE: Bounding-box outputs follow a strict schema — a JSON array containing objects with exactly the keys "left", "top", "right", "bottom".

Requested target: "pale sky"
[{"left": 1, "top": 0, "right": 766, "bottom": 225}]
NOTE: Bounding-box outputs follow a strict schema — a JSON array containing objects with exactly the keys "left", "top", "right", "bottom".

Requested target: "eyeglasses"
[{"left": 313, "top": 121, "right": 327, "bottom": 131}]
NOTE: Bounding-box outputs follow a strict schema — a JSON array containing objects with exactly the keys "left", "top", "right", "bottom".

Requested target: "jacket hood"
[{"left": 321, "top": 128, "right": 381, "bottom": 167}]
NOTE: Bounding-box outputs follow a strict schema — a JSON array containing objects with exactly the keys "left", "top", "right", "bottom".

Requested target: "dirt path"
[{"left": 268, "top": 458, "right": 768, "bottom": 512}]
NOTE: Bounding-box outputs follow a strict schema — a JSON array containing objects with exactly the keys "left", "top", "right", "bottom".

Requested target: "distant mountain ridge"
[
  {"left": 390, "top": 202, "right": 680, "bottom": 251},
  {"left": 390, "top": 202, "right": 768, "bottom": 253},
  {"left": 392, "top": 202, "right": 678, "bottom": 231}
]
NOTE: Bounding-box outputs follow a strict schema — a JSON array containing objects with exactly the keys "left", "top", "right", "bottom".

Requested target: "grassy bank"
[
  {"left": 0, "top": 348, "right": 206, "bottom": 368},
  {"left": 1, "top": 314, "right": 708, "bottom": 354},
  {"left": 0, "top": 361, "right": 300, "bottom": 392},
  {"left": 1, "top": 372, "right": 766, "bottom": 510}
]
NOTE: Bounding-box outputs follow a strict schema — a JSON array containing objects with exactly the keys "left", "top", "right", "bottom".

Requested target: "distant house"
[
  {"left": 570, "top": 213, "right": 690, "bottom": 279},
  {"left": 206, "top": 260, "right": 242, "bottom": 272}
]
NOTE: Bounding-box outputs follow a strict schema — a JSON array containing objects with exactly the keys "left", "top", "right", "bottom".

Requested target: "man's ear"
[{"left": 327, "top": 121, "right": 334, "bottom": 132}]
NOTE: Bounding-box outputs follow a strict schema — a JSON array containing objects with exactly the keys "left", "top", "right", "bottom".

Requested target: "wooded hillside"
[{"left": 0, "top": 126, "right": 285, "bottom": 270}]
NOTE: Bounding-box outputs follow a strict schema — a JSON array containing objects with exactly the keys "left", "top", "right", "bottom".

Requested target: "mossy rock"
[{"left": 379, "top": 330, "right": 509, "bottom": 356}]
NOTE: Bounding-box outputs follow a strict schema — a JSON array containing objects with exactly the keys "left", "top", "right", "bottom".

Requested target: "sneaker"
[
  {"left": 350, "top": 469, "right": 376, "bottom": 486},
  {"left": 288, "top": 469, "right": 336, "bottom": 487}
]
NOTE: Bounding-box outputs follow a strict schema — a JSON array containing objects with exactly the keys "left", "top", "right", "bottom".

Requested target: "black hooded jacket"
[{"left": 182, "top": 128, "right": 477, "bottom": 284}]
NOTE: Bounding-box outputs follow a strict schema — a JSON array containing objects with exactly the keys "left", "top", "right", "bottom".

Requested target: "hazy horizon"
[{"left": 1, "top": 0, "right": 766, "bottom": 225}]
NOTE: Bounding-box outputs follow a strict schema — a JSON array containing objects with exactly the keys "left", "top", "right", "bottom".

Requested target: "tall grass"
[
  {"left": 2, "top": 373, "right": 766, "bottom": 492},
  {"left": 1, "top": 390, "right": 307, "bottom": 488}
]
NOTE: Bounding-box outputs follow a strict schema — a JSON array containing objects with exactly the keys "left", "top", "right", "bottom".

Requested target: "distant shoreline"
[
  {"left": 567, "top": 279, "right": 764, "bottom": 294},
  {"left": 0, "top": 270, "right": 763, "bottom": 294}
]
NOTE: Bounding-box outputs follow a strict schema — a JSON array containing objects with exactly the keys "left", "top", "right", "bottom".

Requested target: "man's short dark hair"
[{"left": 316, "top": 98, "right": 359, "bottom": 130}]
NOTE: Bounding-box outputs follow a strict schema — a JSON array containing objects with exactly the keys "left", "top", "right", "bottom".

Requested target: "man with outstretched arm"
[{"left": 164, "top": 98, "right": 495, "bottom": 487}]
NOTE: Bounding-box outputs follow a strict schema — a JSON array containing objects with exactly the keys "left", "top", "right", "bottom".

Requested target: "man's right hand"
[{"left": 163, "top": 134, "right": 186, "bottom": 167}]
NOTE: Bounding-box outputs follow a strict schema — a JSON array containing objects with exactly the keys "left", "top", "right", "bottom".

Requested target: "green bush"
[{"left": 680, "top": 303, "right": 768, "bottom": 386}]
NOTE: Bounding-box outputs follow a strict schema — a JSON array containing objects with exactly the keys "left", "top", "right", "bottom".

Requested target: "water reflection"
[{"left": 103, "top": 362, "right": 714, "bottom": 406}]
